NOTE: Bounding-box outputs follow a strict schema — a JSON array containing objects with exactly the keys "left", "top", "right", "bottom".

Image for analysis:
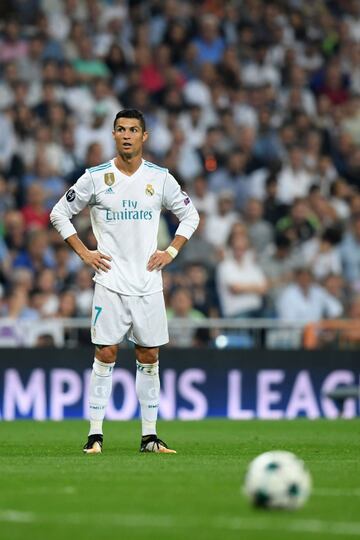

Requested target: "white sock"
[
  {"left": 88, "top": 357, "right": 115, "bottom": 436},
  {"left": 136, "top": 360, "right": 160, "bottom": 436}
]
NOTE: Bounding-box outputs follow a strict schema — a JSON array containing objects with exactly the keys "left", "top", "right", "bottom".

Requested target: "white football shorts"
[{"left": 91, "top": 283, "right": 169, "bottom": 347}]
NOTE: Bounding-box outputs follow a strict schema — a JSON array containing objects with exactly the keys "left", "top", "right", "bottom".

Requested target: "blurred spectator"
[
  {"left": 0, "top": 19, "right": 28, "bottom": 64},
  {"left": 340, "top": 213, "right": 360, "bottom": 288},
  {"left": 35, "top": 268, "right": 59, "bottom": 316},
  {"left": 188, "top": 175, "right": 217, "bottom": 216},
  {"left": 183, "top": 62, "right": 218, "bottom": 108},
  {"left": 316, "top": 61, "right": 349, "bottom": 106},
  {"left": 0, "top": 112, "right": 17, "bottom": 171},
  {"left": 312, "top": 155, "right": 338, "bottom": 196},
  {"left": 277, "top": 146, "right": 313, "bottom": 205},
  {"left": 0, "top": 62, "right": 20, "bottom": 110},
  {"left": 329, "top": 178, "right": 352, "bottom": 221},
  {"left": 192, "top": 14, "right": 226, "bottom": 65},
  {"left": 9, "top": 267, "right": 34, "bottom": 295},
  {"left": 52, "top": 244, "right": 79, "bottom": 290},
  {"left": 253, "top": 107, "right": 283, "bottom": 164},
  {"left": 323, "top": 273, "right": 347, "bottom": 307},
  {"left": 74, "top": 106, "right": 114, "bottom": 162},
  {"left": 167, "top": 287, "right": 206, "bottom": 346},
  {"left": 55, "top": 290, "right": 77, "bottom": 318},
  {"left": 340, "top": 296, "right": 360, "bottom": 346},
  {"left": 32, "top": 81, "right": 61, "bottom": 122},
  {"left": 72, "top": 36, "right": 110, "bottom": 81},
  {"left": 216, "top": 233, "right": 267, "bottom": 317},
  {"left": 184, "top": 262, "right": 219, "bottom": 317},
  {"left": 301, "top": 227, "right": 342, "bottom": 280},
  {"left": 262, "top": 173, "right": 288, "bottom": 226},
  {"left": 21, "top": 182, "right": 50, "bottom": 230},
  {"left": 176, "top": 211, "right": 218, "bottom": 270},
  {"left": 23, "top": 155, "right": 66, "bottom": 210},
  {"left": 163, "top": 19, "right": 191, "bottom": 65},
  {"left": 66, "top": 141, "right": 105, "bottom": 186},
  {"left": 276, "top": 198, "right": 319, "bottom": 246},
  {"left": 208, "top": 149, "right": 250, "bottom": 209},
  {"left": 0, "top": 175, "right": 15, "bottom": 217},
  {"left": 345, "top": 146, "right": 360, "bottom": 190},
  {"left": 60, "top": 61, "right": 94, "bottom": 119},
  {"left": 260, "top": 234, "right": 300, "bottom": 315},
  {"left": 104, "top": 42, "right": 130, "bottom": 94},
  {"left": 307, "top": 185, "right": 338, "bottom": 228},
  {"left": 217, "top": 45, "right": 242, "bottom": 89},
  {"left": 2, "top": 210, "right": 26, "bottom": 260},
  {"left": 242, "top": 198, "right": 274, "bottom": 254},
  {"left": 1, "top": 286, "right": 39, "bottom": 320},
  {"left": 241, "top": 40, "right": 280, "bottom": 88},
  {"left": 204, "top": 190, "right": 238, "bottom": 248},
  {"left": 276, "top": 267, "right": 343, "bottom": 322},
  {"left": 196, "top": 125, "right": 227, "bottom": 173},
  {"left": 178, "top": 104, "right": 209, "bottom": 149},
  {"left": 13, "top": 229, "right": 54, "bottom": 274},
  {"left": 73, "top": 266, "right": 94, "bottom": 317},
  {"left": 279, "top": 65, "right": 317, "bottom": 117}
]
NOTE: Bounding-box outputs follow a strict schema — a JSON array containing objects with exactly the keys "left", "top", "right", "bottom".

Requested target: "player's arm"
[
  {"left": 65, "top": 234, "right": 111, "bottom": 273},
  {"left": 50, "top": 173, "right": 112, "bottom": 273},
  {"left": 147, "top": 173, "right": 199, "bottom": 271},
  {"left": 147, "top": 234, "right": 188, "bottom": 271}
]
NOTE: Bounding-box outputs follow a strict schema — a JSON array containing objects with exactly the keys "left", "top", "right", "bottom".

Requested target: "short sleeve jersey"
[{"left": 50, "top": 159, "right": 199, "bottom": 295}]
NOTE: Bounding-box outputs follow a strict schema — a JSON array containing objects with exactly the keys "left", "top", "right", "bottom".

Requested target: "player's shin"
[
  {"left": 135, "top": 360, "right": 160, "bottom": 436},
  {"left": 88, "top": 358, "right": 115, "bottom": 435}
]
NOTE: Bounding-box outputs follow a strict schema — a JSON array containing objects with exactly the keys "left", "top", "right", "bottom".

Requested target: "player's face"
[{"left": 113, "top": 118, "right": 148, "bottom": 158}]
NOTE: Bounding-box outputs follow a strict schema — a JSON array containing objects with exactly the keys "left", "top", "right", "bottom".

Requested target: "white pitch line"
[
  {"left": 4, "top": 486, "right": 77, "bottom": 495},
  {"left": 1, "top": 511, "right": 360, "bottom": 536},
  {"left": 216, "top": 517, "right": 360, "bottom": 537},
  {"left": 0, "top": 511, "right": 175, "bottom": 528},
  {"left": 0, "top": 511, "right": 35, "bottom": 523}
]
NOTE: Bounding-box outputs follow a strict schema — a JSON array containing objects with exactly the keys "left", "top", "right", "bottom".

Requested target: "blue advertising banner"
[{"left": 0, "top": 348, "right": 359, "bottom": 420}]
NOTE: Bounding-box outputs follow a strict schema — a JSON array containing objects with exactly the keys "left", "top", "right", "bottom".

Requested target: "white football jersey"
[{"left": 50, "top": 159, "right": 199, "bottom": 295}]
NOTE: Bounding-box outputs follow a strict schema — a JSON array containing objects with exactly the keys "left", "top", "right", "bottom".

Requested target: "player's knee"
[
  {"left": 95, "top": 344, "right": 118, "bottom": 363},
  {"left": 135, "top": 346, "right": 159, "bottom": 364}
]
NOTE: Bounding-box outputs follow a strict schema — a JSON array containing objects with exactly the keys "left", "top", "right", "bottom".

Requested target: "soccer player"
[{"left": 50, "top": 109, "right": 199, "bottom": 454}]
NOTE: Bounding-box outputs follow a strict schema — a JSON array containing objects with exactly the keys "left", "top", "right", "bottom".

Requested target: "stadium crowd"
[{"left": 1, "top": 0, "right": 360, "bottom": 347}]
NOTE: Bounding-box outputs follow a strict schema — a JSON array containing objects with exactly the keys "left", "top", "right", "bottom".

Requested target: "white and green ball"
[{"left": 244, "top": 450, "right": 312, "bottom": 510}]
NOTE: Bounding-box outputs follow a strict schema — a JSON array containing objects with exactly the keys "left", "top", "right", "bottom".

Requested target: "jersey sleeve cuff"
[
  {"left": 175, "top": 222, "right": 196, "bottom": 240},
  {"left": 59, "top": 222, "right": 77, "bottom": 240}
]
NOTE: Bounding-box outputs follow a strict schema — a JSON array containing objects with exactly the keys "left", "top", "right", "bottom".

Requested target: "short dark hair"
[
  {"left": 113, "top": 109, "right": 146, "bottom": 131},
  {"left": 321, "top": 227, "right": 342, "bottom": 245},
  {"left": 275, "top": 233, "right": 291, "bottom": 249}
]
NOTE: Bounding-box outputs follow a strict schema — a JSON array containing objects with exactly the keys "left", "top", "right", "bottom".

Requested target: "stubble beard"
[{"left": 118, "top": 146, "right": 141, "bottom": 161}]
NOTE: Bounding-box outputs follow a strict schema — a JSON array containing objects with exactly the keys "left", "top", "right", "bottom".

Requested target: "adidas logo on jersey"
[{"left": 105, "top": 187, "right": 115, "bottom": 194}]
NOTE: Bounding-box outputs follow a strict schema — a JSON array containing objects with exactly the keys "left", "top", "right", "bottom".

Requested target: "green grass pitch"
[{"left": 1, "top": 419, "right": 360, "bottom": 540}]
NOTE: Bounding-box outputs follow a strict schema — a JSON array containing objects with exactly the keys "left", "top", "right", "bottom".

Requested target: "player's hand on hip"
[
  {"left": 82, "top": 249, "right": 112, "bottom": 273},
  {"left": 147, "top": 250, "right": 172, "bottom": 271}
]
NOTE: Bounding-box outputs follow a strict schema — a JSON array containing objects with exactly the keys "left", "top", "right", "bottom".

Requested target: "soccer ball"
[{"left": 244, "top": 450, "right": 312, "bottom": 510}]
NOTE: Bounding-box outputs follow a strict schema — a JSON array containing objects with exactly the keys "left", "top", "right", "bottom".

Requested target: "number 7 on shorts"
[{"left": 94, "top": 305, "right": 102, "bottom": 325}]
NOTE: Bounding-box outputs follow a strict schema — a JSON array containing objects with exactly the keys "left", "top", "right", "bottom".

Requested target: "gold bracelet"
[{"left": 166, "top": 246, "right": 178, "bottom": 259}]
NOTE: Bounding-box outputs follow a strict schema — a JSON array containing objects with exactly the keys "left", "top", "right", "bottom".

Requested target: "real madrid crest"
[
  {"left": 104, "top": 172, "right": 115, "bottom": 186},
  {"left": 145, "top": 183, "right": 155, "bottom": 196}
]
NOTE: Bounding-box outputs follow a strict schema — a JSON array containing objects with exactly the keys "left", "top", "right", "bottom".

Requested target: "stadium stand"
[{"left": 1, "top": 0, "right": 360, "bottom": 348}]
